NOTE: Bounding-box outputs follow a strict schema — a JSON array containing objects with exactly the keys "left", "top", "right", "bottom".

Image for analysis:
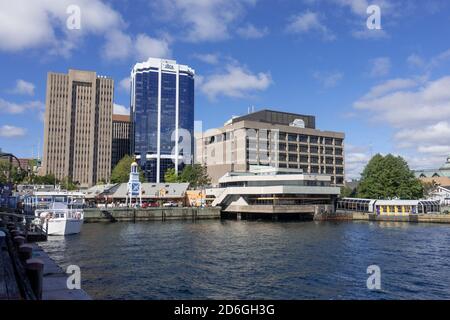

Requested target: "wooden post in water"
[{"left": 25, "top": 258, "right": 44, "bottom": 300}]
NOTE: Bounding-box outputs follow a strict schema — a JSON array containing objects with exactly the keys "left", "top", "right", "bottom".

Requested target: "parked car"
[{"left": 163, "top": 201, "right": 178, "bottom": 207}]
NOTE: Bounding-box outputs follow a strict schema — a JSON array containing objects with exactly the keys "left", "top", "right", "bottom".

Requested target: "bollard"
[
  {"left": 13, "top": 235, "right": 26, "bottom": 248},
  {"left": 25, "top": 258, "right": 44, "bottom": 300},
  {"left": 12, "top": 229, "right": 24, "bottom": 238},
  {"left": 19, "top": 244, "right": 34, "bottom": 264},
  {"left": 0, "top": 230, "right": 5, "bottom": 247}
]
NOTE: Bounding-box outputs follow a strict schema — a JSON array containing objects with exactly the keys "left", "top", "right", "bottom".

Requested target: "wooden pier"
[{"left": 0, "top": 212, "right": 90, "bottom": 300}]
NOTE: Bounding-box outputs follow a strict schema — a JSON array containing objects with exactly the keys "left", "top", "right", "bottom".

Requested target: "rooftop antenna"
[{"left": 247, "top": 106, "right": 250, "bottom": 114}]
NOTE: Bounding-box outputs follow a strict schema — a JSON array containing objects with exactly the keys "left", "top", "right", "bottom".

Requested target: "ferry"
[{"left": 24, "top": 190, "right": 85, "bottom": 236}]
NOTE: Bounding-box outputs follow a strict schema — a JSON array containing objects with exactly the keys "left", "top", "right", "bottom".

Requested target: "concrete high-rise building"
[
  {"left": 42, "top": 69, "right": 114, "bottom": 187},
  {"left": 131, "top": 58, "right": 195, "bottom": 182},
  {"left": 196, "top": 109, "right": 345, "bottom": 186},
  {"left": 112, "top": 114, "right": 131, "bottom": 168}
]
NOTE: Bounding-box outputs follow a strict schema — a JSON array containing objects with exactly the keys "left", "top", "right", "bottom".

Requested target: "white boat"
[
  {"left": 24, "top": 190, "right": 85, "bottom": 236},
  {"left": 35, "top": 203, "right": 84, "bottom": 236}
]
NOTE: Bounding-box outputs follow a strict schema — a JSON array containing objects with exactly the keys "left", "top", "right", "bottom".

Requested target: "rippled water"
[{"left": 38, "top": 220, "right": 450, "bottom": 299}]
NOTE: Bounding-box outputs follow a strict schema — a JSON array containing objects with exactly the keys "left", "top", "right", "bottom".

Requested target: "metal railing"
[{"left": 34, "top": 208, "right": 84, "bottom": 220}]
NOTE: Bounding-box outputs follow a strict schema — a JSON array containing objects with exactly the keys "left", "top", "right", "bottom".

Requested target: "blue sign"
[{"left": 131, "top": 182, "right": 140, "bottom": 196}]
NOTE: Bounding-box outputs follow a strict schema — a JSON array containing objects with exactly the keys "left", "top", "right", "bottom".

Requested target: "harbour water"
[{"left": 39, "top": 220, "right": 450, "bottom": 300}]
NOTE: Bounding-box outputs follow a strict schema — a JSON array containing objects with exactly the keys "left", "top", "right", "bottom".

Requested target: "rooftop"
[
  {"left": 228, "top": 109, "right": 316, "bottom": 129},
  {"left": 112, "top": 114, "right": 131, "bottom": 122}
]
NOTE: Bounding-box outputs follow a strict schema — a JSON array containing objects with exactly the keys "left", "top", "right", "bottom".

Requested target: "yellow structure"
[{"left": 186, "top": 190, "right": 206, "bottom": 207}]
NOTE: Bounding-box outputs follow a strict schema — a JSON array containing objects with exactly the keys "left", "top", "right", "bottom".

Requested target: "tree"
[
  {"left": 164, "top": 168, "right": 178, "bottom": 183},
  {"left": 178, "top": 164, "right": 211, "bottom": 189},
  {"left": 163, "top": 164, "right": 211, "bottom": 189},
  {"left": 422, "top": 180, "right": 438, "bottom": 198},
  {"left": 357, "top": 154, "right": 423, "bottom": 199},
  {"left": 111, "top": 155, "right": 145, "bottom": 183},
  {"left": 61, "top": 177, "right": 78, "bottom": 191},
  {"left": 340, "top": 185, "right": 357, "bottom": 198}
]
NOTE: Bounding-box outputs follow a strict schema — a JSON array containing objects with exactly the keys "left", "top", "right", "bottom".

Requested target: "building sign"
[{"left": 162, "top": 63, "right": 175, "bottom": 71}]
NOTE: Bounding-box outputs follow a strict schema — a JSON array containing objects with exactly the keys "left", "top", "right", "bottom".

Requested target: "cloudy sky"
[{"left": 0, "top": 0, "right": 449, "bottom": 180}]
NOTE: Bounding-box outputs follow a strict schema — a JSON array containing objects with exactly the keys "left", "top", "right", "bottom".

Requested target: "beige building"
[
  {"left": 196, "top": 110, "right": 345, "bottom": 186},
  {"left": 112, "top": 114, "right": 131, "bottom": 169},
  {"left": 42, "top": 69, "right": 114, "bottom": 187}
]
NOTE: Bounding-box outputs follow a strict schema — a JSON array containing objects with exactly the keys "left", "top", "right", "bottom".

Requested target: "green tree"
[
  {"left": 164, "top": 167, "right": 179, "bottom": 183},
  {"left": 111, "top": 155, "right": 145, "bottom": 183},
  {"left": 357, "top": 153, "right": 423, "bottom": 199},
  {"left": 178, "top": 164, "right": 211, "bottom": 189},
  {"left": 61, "top": 177, "right": 78, "bottom": 191},
  {"left": 0, "top": 160, "right": 9, "bottom": 184},
  {"left": 163, "top": 164, "right": 211, "bottom": 189},
  {"left": 340, "top": 185, "right": 357, "bottom": 198},
  {"left": 31, "top": 174, "right": 58, "bottom": 185}
]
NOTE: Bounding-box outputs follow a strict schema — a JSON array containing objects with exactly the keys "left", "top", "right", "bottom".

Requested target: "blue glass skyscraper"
[{"left": 130, "top": 58, "right": 195, "bottom": 182}]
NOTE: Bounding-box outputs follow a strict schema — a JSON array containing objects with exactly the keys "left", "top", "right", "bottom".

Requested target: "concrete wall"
[
  {"left": 83, "top": 207, "right": 221, "bottom": 223},
  {"left": 336, "top": 210, "right": 450, "bottom": 224}
]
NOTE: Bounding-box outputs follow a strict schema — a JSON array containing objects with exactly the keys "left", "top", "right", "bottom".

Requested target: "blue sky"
[{"left": 1, "top": 0, "right": 450, "bottom": 179}]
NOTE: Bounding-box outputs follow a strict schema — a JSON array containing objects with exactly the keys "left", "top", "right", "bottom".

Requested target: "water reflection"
[{"left": 39, "top": 220, "right": 450, "bottom": 300}]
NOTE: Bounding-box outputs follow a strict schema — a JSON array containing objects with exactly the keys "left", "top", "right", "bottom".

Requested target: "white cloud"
[
  {"left": 355, "top": 76, "right": 450, "bottom": 127},
  {"left": 0, "top": 0, "right": 124, "bottom": 56},
  {"left": 345, "top": 144, "right": 372, "bottom": 180},
  {"left": 236, "top": 24, "right": 268, "bottom": 39},
  {"left": 113, "top": 103, "right": 130, "bottom": 116},
  {"left": 407, "top": 49, "right": 450, "bottom": 71},
  {"left": 102, "top": 31, "right": 171, "bottom": 62},
  {"left": 9, "top": 80, "right": 35, "bottom": 96},
  {"left": 407, "top": 54, "right": 425, "bottom": 68},
  {"left": 0, "top": 125, "right": 27, "bottom": 138},
  {"left": 354, "top": 75, "right": 450, "bottom": 170},
  {"left": 286, "top": 11, "right": 335, "bottom": 41},
  {"left": 199, "top": 65, "right": 272, "bottom": 100},
  {"left": 360, "top": 78, "right": 421, "bottom": 100},
  {"left": 151, "top": 0, "right": 257, "bottom": 42},
  {"left": 351, "top": 28, "right": 389, "bottom": 40},
  {"left": 135, "top": 34, "right": 171, "bottom": 60},
  {"left": 193, "top": 53, "right": 220, "bottom": 65},
  {"left": 395, "top": 121, "right": 450, "bottom": 149},
  {"left": 369, "top": 57, "right": 391, "bottom": 77},
  {"left": 0, "top": 98, "right": 44, "bottom": 114},
  {"left": 313, "top": 71, "right": 343, "bottom": 88},
  {"left": 119, "top": 77, "right": 131, "bottom": 92},
  {"left": 102, "top": 30, "right": 133, "bottom": 61}
]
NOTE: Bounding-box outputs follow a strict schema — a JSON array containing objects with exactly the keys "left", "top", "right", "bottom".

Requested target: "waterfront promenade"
[{"left": 0, "top": 212, "right": 90, "bottom": 300}]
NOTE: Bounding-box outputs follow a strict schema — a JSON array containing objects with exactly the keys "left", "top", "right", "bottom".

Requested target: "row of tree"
[
  {"left": 110, "top": 155, "right": 211, "bottom": 189},
  {"left": 341, "top": 154, "right": 425, "bottom": 199},
  {"left": 1, "top": 160, "right": 80, "bottom": 190}
]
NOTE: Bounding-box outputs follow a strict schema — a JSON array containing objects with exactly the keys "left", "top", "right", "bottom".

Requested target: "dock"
[
  {"left": 83, "top": 206, "right": 221, "bottom": 223},
  {"left": 0, "top": 212, "right": 91, "bottom": 300}
]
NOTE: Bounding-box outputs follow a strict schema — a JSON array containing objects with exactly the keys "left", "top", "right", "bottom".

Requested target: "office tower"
[
  {"left": 42, "top": 69, "right": 113, "bottom": 187},
  {"left": 112, "top": 114, "right": 131, "bottom": 169},
  {"left": 131, "top": 58, "right": 195, "bottom": 182},
  {"left": 196, "top": 109, "right": 345, "bottom": 186}
]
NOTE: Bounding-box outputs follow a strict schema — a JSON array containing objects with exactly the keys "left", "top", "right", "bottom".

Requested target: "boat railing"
[{"left": 34, "top": 208, "right": 84, "bottom": 220}]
